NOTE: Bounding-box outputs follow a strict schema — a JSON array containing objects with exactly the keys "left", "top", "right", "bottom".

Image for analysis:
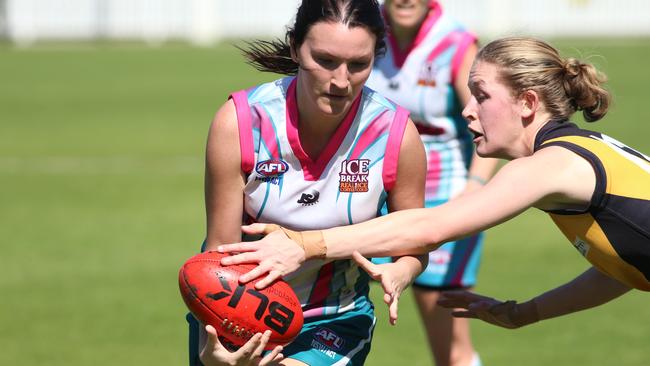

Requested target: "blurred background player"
[
  {"left": 190, "top": 0, "right": 428, "bottom": 365},
  {"left": 366, "top": 1, "right": 498, "bottom": 365}
]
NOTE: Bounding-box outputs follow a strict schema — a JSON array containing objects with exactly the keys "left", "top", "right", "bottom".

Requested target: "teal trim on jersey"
[
  {"left": 247, "top": 84, "right": 262, "bottom": 101},
  {"left": 259, "top": 104, "right": 284, "bottom": 159},
  {"left": 347, "top": 192, "right": 354, "bottom": 225},
  {"left": 366, "top": 153, "right": 385, "bottom": 170},
  {"left": 366, "top": 88, "right": 397, "bottom": 111},
  {"left": 258, "top": 104, "right": 286, "bottom": 197},
  {"left": 252, "top": 127, "right": 261, "bottom": 154},
  {"left": 376, "top": 191, "right": 388, "bottom": 216},
  {"left": 258, "top": 131, "right": 271, "bottom": 158},
  {"left": 255, "top": 181, "right": 271, "bottom": 221}
]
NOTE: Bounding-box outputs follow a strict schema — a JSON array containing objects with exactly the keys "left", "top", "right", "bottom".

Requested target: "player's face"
[
  {"left": 385, "top": 0, "right": 431, "bottom": 30},
  {"left": 294, "top": 21, "right": 375, "bottom": 119},
  {"left": 463, "top": 61, "right": 525, "bottom": 159}
]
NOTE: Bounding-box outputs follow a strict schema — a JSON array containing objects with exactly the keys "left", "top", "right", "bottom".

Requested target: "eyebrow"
[
  {"left": 468, "top": 78, "right": 485, "bottom": 88},
  {"left": 311, "top": 48, "right": 372, "bottom": 63}
]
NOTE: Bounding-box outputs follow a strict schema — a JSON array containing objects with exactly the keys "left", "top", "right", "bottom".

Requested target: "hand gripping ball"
[{"left": 179, "top": 251, "right": 303, "bottom": 349}]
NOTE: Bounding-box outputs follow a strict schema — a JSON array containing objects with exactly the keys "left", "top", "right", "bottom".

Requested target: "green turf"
[{"left": 1, "top": 39, "right": 648, "bottom": 365}]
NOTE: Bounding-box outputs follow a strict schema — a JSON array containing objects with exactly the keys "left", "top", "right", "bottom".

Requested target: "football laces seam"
[{"left": 221, "top": 318, "right": 254, "bottom": 339}]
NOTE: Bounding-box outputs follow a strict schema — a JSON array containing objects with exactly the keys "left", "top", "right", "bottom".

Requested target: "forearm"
[
  {"left": 531, "top": 267, "right": 631, "bottom": 321},
  {"left": 509, "top": 267, "right": 632, "bottom": 327},
  {"left": 322, "top": 208, "right": 439, "bottom": 259}
]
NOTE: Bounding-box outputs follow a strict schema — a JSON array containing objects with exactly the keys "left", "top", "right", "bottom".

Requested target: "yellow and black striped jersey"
[{"left": 535, "top": 120, "right": 650, "bottom": 291}]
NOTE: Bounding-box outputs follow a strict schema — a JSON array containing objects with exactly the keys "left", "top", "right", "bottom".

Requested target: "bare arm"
[
  {"left": 321, "top": 144, "right": 598, "bottom": 258},
  {"left": 532, "top": 266, "right": 632, "bottom": 322},
  {"left": 437, "top": 266, "right": 631, "bottom": 329},
  {"left": 204, "top": 99, "right": 247, "bottom": 249},
  {"left": 323, "top": 149, "right": 565, "bottom": 258},
  {"left": 201, "top": 100, "right": 284, "bottom": 363}
]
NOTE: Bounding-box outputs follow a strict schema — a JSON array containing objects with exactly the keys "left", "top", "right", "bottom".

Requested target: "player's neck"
[
  {"left": 296, "top": 92, "right": 346, "bottom": 160},
  {"left": 391, "top": 26, "right": 419, "bottom": 52}
]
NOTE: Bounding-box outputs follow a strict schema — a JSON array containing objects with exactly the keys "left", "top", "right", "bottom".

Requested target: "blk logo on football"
[
  {"left": 206, "top": 275, "right": 296, "bottom": 335},
  {"left": 339, "top": 159, "right": 369, "bottom": 192},
  {"left": 297, "top": 190, "right": 319, "bottom": 206}
]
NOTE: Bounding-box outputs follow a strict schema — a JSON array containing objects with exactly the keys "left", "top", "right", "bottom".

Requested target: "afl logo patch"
[{"left": 255, "top": 159, "right": 289, "bottom": 177}]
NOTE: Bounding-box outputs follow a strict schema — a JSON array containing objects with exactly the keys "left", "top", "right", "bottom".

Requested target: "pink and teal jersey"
[
  {"left": 367, "top": 3, "right": 483, "bottom": 289},
  {"left": 367, "top": 2, "right": 476, "bottom": 205},
  {"left": 230, "top": 76, "right": 409, "bottom": 319}
]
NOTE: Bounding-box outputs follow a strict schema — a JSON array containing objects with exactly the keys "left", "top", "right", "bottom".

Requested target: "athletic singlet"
[
  {"left": 367, "top": 2, "right": 476, "bottom": 203},
  {"left": 230, "top": 76, "right": 410, "bottom": 317},
  {"left": 535, "top": 120, "right": 650, "bottom": 291}
]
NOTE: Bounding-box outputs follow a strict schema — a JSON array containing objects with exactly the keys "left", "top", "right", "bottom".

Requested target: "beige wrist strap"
[{"left": 261, "top": 224, "right": 327, "bottom": 259}]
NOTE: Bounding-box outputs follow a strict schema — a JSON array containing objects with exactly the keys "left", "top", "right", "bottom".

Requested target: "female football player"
[
  {"left": 219, "top": 36, "right": 650, "bottom": 331},
  {"left": 191, "top": 0, "right": 428, "bottom": 365}
]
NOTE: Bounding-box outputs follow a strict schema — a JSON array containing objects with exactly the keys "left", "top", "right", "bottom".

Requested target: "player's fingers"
[
  {"left": 437, "top": 290, "right": 482, "bottom": 308},
  {"left": 352, "top": 251, "right": 379, "bottom": 277},
  {"left": 451, "top": 310, "right": 478, "bottom": 319},
  {"left": 204, "top": 324, "right": 223, "bottom": 349},
  {"left": 242, "top": 223, "right": 281, "bottom": 235},
  {"left": 260, "top": 346, "right": 284, "bottom": 365},
  {"left": 389, "top": 293, "right": 399, "bottom": 326},
  {"left": 237, "top": 264, "right": 269, "bottom": 284},
  {"left": 383, "top": 292, "right": 392, "bottom": 306},
  {"left": 220, "top": 251, "right": 260, "bottom": 266},
  {"left": 252, "top": 330, "right": 272, "bottom": 358},
  {"left": 235, "top": 332, "right": 263, "bottom": 359},
  {"left": 254, "top": 270, "right": 282, "bottom": 290},
  {"left": 217, "top": 242, "right": 258, "bottom": 255}
]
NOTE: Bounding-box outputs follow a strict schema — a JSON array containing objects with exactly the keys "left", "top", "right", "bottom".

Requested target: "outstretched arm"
[
  {"left": 437, "top": 267, "right": 632, "bottom": 329},
  {"left": 221, "top": 147, "right": 594, "bottom": 285},
  {"left": 223, "top": 154, "right": 549, "bottom": 264}
]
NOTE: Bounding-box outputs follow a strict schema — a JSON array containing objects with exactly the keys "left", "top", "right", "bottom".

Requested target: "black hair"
[{"left": 241, "top": 0, "right": 386, "bottom": 75}]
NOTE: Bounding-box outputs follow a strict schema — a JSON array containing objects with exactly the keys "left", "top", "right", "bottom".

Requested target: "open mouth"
[
  {"left": 325, "top": 93, "right": 347, "bottom": 101},
  {"left": 469, "top": 129, "right": 483, "bottom": 143}
]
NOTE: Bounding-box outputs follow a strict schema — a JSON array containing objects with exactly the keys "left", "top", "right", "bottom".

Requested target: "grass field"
[{"left": 1, "top": 38, "right": 649, "bottom": 365}]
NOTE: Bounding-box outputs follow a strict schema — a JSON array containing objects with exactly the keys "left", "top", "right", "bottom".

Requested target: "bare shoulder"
[
  {"left": 206, "top": 98, "right": 242, "bottom": 167},
  {"left": 528, "top": 146, "right": 597, "bottom": 209},
  {"left": 209, "top": 98, "right": 238, "bottom": 138}
]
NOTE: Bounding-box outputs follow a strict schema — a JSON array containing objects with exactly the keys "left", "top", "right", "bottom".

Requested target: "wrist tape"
[{"left": 262, "top": 224, "right": 327, "bottom": 259}]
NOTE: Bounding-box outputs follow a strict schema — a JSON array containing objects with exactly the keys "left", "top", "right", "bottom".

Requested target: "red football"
[{"left": 179, "top": 251, "right": 303, "bottom": 349}]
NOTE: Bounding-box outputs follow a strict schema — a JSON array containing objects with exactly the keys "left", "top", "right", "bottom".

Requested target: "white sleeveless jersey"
[
  {"left": 230, "top": 77, "right": 409, "bottom": 319},
  {"left": 367, "top": 4, "right": 476, "bottom": 204}
]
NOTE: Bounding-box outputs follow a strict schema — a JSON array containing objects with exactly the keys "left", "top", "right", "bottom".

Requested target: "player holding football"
[
  {"left": 366, "top": 1, "right": 498, "bottom": 365},
  {"left": 190, "top": 0, "right": 428, "bottom": 365},
  {"left": 219, "top": 37, "right": 650, "bottom": 332}
]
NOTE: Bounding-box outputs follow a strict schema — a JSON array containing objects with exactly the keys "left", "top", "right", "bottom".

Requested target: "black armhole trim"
[{"left": 539, "top": 140, "right": 606, "bottom": 215}]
